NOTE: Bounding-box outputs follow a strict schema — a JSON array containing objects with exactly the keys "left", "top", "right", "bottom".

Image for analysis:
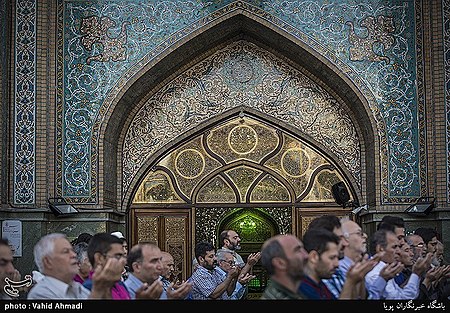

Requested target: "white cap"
[{"left": 111, "top": 231, "right": 125, "bottom": 239}]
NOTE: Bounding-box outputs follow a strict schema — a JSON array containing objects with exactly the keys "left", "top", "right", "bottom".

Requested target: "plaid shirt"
[{"left": 190, "top": 265, "right": 230, "bottom": 300}]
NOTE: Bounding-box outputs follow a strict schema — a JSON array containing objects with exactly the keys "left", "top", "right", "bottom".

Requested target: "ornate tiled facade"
[
  {"left": 54, "top": 0, "right": 422, "bottom": 204},
  {"left": 2, "top": 0, "right": 450, "bottom": 275}
]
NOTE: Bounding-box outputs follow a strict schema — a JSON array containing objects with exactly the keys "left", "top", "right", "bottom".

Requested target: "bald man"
[{"left": 260, "top": 234, "right": 308, "bottom": 299}]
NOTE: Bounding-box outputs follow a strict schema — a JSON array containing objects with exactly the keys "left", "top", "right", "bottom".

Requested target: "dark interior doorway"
[{"left": 218, "top": 208, "right": 280, "bottom": 298}]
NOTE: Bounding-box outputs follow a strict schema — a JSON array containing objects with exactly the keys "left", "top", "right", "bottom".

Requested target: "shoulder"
[{"left": 82, "top": 278, "right": 93, "bottom": 290}]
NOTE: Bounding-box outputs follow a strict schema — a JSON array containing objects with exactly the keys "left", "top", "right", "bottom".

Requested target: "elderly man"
[
  {"left": 216, "top": 249, "right": 255, "bottom": 299},
  {"left": 27, "top": 233, "right": 123, "bottom": 299}
]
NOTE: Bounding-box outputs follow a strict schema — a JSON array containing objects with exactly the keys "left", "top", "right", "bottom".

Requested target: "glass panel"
[
  {"left": 227, "top": 211, "right": 275, "bottom": 242},
  {"left": 225, "top": 166, "right": 262, "bottom": 202},
  {"left": 207, "top": 117, "right": 279, "bottom": 163},
  {"left": 197, "top": 175, "right": 236, "bottom": 203},
  {"left": 162, "top": 138, "right": 205, "bottom": 199},
  {"left": 133, "top": 171, "right": 183, "bottom": 203},
  {"left": 132, "top": 116, "right": 349, "bottom": 205},
  {"left": 265, "top": 133, "right": 334, "bottom": 198},
  {"left": 250, "top": 175, "right": 290, "bottom": 202},
  {"left": 303, "top": 170, "right": 346, "bottom": 202}
]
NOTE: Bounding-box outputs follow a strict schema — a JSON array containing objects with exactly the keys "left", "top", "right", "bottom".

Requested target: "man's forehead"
[
  {"left": 143, "top": 244, "right": 161, "bottom": 254},
  {"left": 410, "top": 235, "right": 423, "bottom": 243},
  {"left": 0, "top": 245, "right": 13, "bottom": 257},
  {"left": 387, "top": 232, "right": 399, "bottom": 242},
  {"left": 55, "top": 237, "right": 72, "bottom": 248}
]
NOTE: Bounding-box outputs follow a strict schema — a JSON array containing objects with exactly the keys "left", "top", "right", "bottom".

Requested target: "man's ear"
[
  {"left": 272, "top": 257, "right": 287, "bottom": 270},
  {"left": 308, "top": 250, "right": 319, "bottom": 264},
  {"left": 93, "top": 251, "right": 105, "bottom": 266},
  {"left": 376, "top": 244, "right": 384, "bottom": 253},
  {"left": 42, "top": 255, "right": 52, "bottom": 270},
  {"left": 132, "top": 260, "right": 141, "bottom": 272}
]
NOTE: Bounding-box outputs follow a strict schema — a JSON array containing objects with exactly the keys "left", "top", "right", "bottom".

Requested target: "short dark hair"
[
  {"left": 377, "top": 222, "right": 396, "bottom": 233},
  {"left": 126, "top": 242, "right": 158, "bottom": 272},
  {"left": 219, "top": 230, "right": 229, "bottom": 246},
  {"left": 302, "top": 228, "right": 339, "bottom": 255},
  {"left": 377, "top": 216, "right": 405, "bottom": 230},
  {"left": 195, "top": 241, "right": 215, "bottom": 261},
  {"left": 260, "top": 238, "right": 285, "bottom": 276},
  {"left": 369, "top": 229, "right": 394, "bottom": 255},
  {"left": 308, "top": 215, "right": 341, "bottom": 232},
  {"left": 71, "top": 232, "right": 93, "bottom": 245},
  {"left": 414, "top": 227, "right": 438, "bottom": 244},
  {"left": 73, "top": 242, "right": 89, "bottom": 264},
  {"left": 87, "top": 232, "right": 123, "bottom": 267}
]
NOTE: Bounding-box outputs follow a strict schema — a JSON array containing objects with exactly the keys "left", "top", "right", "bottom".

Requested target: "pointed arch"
[
  {"left": 95, "top": 7, "right": 381, "bottom": 211},
  {"left": 129, "top": 109, "right": 359, "bottom": 211}
]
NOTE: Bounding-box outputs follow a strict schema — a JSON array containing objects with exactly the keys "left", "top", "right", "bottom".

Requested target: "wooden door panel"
[
  {"left": 131, "top": 208, "right": 192, "bottom": 281},
  {"left": 296, "top": 208, "right": 351, "bottom": 238}
]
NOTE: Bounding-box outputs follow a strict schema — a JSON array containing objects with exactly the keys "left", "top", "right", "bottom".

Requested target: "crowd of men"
[{"left": 0, "top": 215, "right": 449, "bottom": 301}]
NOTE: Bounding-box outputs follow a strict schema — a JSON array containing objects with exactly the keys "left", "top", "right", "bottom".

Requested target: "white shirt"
[{"left": 27, "top": 275, "right": 90, "bottom": 299}]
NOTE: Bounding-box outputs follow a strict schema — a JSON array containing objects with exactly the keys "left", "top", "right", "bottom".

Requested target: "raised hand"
[
  {"left": 380, "top": 261, "right": 404, "bottom": 281},
  {"left": 346, "top": 257, "right": 379, "bottom": 283},
  {"left": 135, "top": 279, "right": 163, "bottom": 299},
  {"left": 89, "top": 257, "right": 124, "bottom": 299},
  {"left": 166, "top": 280, "right": 193, "bottom": 299},
  {"left": 412, "top": 252, "right": 433, "bottom": 277},
  {"left": 246, "top": 252, "right": 261, "bottom": 267},
  {"left": 238, "top": 272, "right": 256, "bottom": 285}
]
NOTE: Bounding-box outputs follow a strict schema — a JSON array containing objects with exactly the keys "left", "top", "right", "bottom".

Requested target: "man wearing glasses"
[
  {"left": 216, "top": 250, "right": 255, "bottom": 299},
  {"left": 405, "top": 234, "right": 426, "bottom": 261},
  {"left": 414, "top": 227, "right": 439, "bottom": 256}
]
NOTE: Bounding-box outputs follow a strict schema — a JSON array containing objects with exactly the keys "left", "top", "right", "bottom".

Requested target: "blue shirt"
[
  {"left": 190, "top": 266, "right": 230, "bottom": 300},
  {"left": 123, "top": 273, "right": 168, "bottom": 299},
  {"left": 322, "top": 267, "right": 345, "bottom": 299},
  {"left": 216, "top": 266, "right": 246, "bottom": 300}
]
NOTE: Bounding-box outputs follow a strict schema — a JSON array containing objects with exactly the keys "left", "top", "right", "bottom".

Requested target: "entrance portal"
[
  {"left": 218, "top": 208, "right": 280, "bottom": 296},
  {"left": 130, "top": 113, "right": 354, "bottom": 292}
]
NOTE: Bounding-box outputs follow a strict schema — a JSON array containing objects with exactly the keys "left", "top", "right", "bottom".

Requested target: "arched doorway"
[
  {"left": 218, "top": 208, "right": 279, "bottom": 295},
  {"left": 129, "top": 111, "right": 356, "bottom": 287}
]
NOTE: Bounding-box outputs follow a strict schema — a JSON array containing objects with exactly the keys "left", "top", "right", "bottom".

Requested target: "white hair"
[{"left": 33, "top": 233, "right": 67, "bottom": 273}]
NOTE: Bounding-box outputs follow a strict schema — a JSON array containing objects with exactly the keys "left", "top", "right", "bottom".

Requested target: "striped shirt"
[{"left": 322, "top": 267, "right": 345, "bottom": 299}]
